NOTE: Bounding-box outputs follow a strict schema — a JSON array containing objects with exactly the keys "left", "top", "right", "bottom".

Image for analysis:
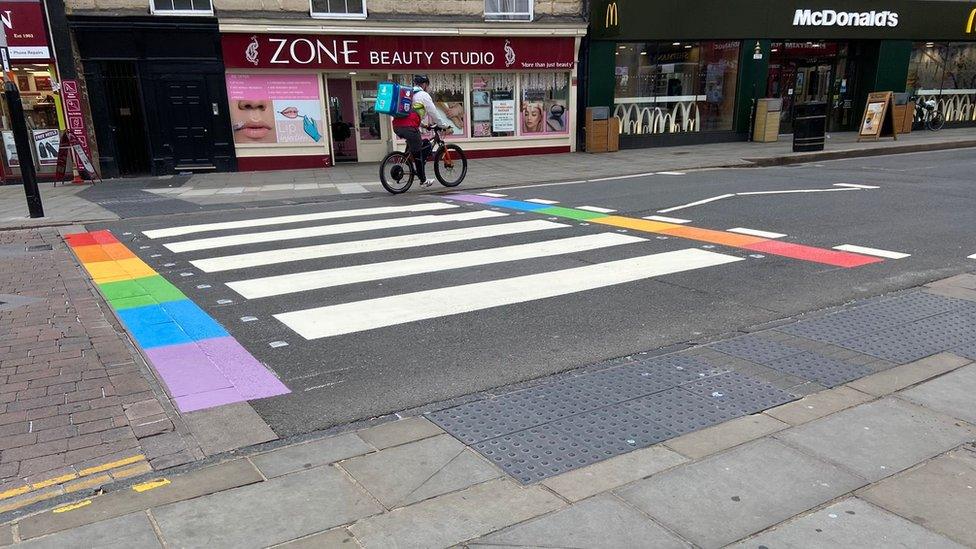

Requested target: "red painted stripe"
[
  {"left": 90, "top": 231, "right": 120, "bottom": 245},
  {"left": 64, "top": 232, "right": 97, "bottom": 247},
  {"left": 745, "top": 240, "right": 883, "bottom": 268}
]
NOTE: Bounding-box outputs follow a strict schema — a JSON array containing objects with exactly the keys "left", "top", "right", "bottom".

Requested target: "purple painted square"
[
  {"left": 175, "top": 388, "right": 246, "bottom": 413},
  {"left": 145, "top": 342, "right": 235, "bottom": 397},
  {"left": 447, "top": 194, "right": 496, "bottom": 204},
  {"left": 197, "top": 337, "right": 290, "bottom": 400}
]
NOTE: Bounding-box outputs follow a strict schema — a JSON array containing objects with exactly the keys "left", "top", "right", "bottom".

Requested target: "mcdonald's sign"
[
  {"left": 967, "top": 8, "right": 976, "bottom": 33},
  {"left": 605, "top": 1, "right": 619, "bottom": 28}
]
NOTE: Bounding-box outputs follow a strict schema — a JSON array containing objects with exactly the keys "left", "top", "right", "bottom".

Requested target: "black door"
[
  {"left": 162, "top": 78, "right": 216, "bottom": 168},
  {"left": 102, "top": 62, "right": 151, "bottom": 176}
]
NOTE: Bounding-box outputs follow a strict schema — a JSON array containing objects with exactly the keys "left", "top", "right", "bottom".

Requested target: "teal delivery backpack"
[{"left": 375, "top": 82, "right": 414, "bottom": 118}]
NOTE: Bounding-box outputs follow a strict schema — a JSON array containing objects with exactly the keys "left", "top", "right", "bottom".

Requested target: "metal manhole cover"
[{"left": 25, "top": 244, "right": 52, "bottom": 252}]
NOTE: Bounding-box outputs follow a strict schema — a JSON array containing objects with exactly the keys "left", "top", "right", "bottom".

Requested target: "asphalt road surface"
[{"left": 92, "top": 149, "right": 976, "bottom": 436}]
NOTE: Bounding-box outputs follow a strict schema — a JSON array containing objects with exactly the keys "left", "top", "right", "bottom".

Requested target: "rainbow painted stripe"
[
  {"left": 446, "top": 195, "right": 883, "bottom": 269},
  {"left": 65, "top": 230, "right": 289, "bottom": 413}
]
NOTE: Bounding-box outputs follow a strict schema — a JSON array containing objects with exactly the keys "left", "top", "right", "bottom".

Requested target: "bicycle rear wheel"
[
  {"left": 434, "top": 144, "right": 468, "bottom": 188},
  {"left": 928, "top": 111, "right": 945, "bottom": 131},
  {"left": 379, "top": 152, "right": 415, "bottom": 194}
]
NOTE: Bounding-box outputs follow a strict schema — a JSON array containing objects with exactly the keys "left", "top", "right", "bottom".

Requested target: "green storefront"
[{"left": 585, "top": 0, "right": 976, "bottom": 148}]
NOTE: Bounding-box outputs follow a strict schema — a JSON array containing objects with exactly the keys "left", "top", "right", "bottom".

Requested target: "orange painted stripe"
[
  {"left": 72, "top": 244, "right": 113, "bottom": 264},
  {"left": 658, "top": 225, "right": 769, "bottom": 247},
  {"left": 592, "top": 216, "right": 683, "bottom": 233},
  {"left": 102, "top": 242, "right": 138, "bottom": 261}
]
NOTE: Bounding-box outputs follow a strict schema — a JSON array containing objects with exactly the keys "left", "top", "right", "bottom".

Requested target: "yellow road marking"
[
  {"left": 78, "top": 455, "right": 146, "bottom": 477},
  {"left": 31, "top": 473, "right": 80, "bottom": 491},
  {"left": 0, "top": 455, "right": 147, "bottom": 502},
  {"left": 53, "top": 500, "right": 92, "bottom": 513},
  {"left": 132, "top": 478, "right": 170, "bottom": 493},
  {"left": 0, "top": 485, "right": 32, "bottom": 501}
]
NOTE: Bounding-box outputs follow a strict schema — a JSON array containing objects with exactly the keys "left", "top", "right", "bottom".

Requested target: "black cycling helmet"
[{"left": 413, "top": 74, "right": 430, "bottom": 86}]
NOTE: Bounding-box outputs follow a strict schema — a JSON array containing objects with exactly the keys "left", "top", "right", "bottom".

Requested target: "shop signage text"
[
  {"left": 224, "top": 34, "right": 576, "bottom": 71},
  {"left": 793, "top": 9, "right": 899, "bottom": 28},
  {"left": 0, "top": 0, "right": 51, "bottom": 61}
]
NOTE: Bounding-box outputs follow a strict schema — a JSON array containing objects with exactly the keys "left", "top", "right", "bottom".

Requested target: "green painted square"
[
  {"left": 537, "top": 207, "right": 608, "bottom": 221},
  {"left": 100, "top": 275, "right": 185, "bottom": 309}
]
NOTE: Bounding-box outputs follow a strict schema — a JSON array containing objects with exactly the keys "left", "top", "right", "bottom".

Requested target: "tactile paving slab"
[
  {"left": 765, "top": 352, "right": 875, "bottom": 388},
  {"left": 841, "top": 311, "right": 976, "bottom": 364},
  {"left": 623, "top": 388, "right": 746, "bottom": 435},
  {"left": 708, "top": 335, "right": 806, "bottom": 365},
  {"left": 682, "top": 371, "right": 797, "bottom": 414},
  {"left": 474, "top": 425, "right": 602, "bottom": 483},
  {"left": 548, "top": 406, "right": 676, "bottom": 460}
]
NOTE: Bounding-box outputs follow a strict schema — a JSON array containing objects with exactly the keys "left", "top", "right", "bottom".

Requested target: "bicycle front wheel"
[
  {"left": 434, "top": 145, "right": 468, "bottom": 188},
  {"left": 928, "top": 111, "right": 945, "bottom": 131},
  {"left": 379, "top": 152, "right": 415, "bottom": 194}
]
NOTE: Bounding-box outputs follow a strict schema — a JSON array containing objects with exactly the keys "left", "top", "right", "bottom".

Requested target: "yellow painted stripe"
[
  {"left": 0, "top": 490, "right": 62, "bottom": 514},
  {"left": 30, "top": 473, "right": 79, "bottom": 491},
  {"left": 53, "top": 500, "right": 92, "bottom": 513},
  {"left": 78, "top": 455, "right": 146, "bottom": 477},
  {"left": 86, "top": 258, "right": 156, "bottom": 284},
  {"left": 65, "top": 474, "right": 112, "bottom": 494},
  {"left": 0, "top": 485, "right": 31, "bottom": 501},
  {"left": 592, "top": 216, "right": 683, "bottom": 233},
  {"left": 132, "top": 478, "right": 170, "bottom": 493}
]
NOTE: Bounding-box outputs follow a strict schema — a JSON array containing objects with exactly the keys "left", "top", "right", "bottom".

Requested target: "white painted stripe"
[
  {"left": 190, "top": 220, "right": 566, "bottom": 273},
  {"left": 577, "top": 206, "right": 617, "bottom": 214},
  {"left": 525, "top": 198, "right": 559, "bottom": 205},
  {"left": 336, "top": 183, "right": 370, "bottom": 194},
  {"left": 165, "top": 210, "right": 507, "bottom": 253},
  {"left": 228, "top": 233, "right": 647, "bottom": 299},
  {"left": 478, "top": 192, "right": 508, "bottom": 198},
  {"left": 832, "top": 245, "right": 911, "bottom": 260},
  {"left": 728, "top": 227, "right": 787, "bottom": 239},
  {"left": 658, "top": 194, "right": 735, "bottom": 213},
  {"left": 643, "top": 215, "right": 692, "bottom": 224},
  {"left": 588, "top": 172, "right": 657, "bottom": 183},
  {"left": 275, "top": 249, "right": 744, "bottom": 339},
  {"left": 833, "top": 183, "right": 880, "bottom": 189},
  {"left": 142, "top": 203, "right": 457, "bottom": 239},
  {"left": 968, "top": 254, "right": 976, "bottom": 260},
  {"left": 737, "top": 188, "right": 855, "bottom": 196},
  {"left": 656, "top": 171, "right": 686, "bottom": 176}
]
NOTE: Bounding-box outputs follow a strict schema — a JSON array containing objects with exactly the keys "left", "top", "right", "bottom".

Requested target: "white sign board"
[{"left": 492, "top": 99, "right": 516, "bottom": 132}]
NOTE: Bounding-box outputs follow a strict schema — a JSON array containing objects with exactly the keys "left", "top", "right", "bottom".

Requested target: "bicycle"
[
  {"left": 911, "top": 96, "right": 945, "bottom": 131},
  {"left": 379, "top": 125, "right": 468, "bottom": 194}
]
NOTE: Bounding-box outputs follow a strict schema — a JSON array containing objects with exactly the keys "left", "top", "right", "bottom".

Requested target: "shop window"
[
  {"left": 485, "top": 0, "right": 533, "bottom": 22},
  {"left": 470, "top": 74, "right": 516, "bottom": 137},
  {"left": 1, "top": 65, "right": 62, "bottom": 179},
  {"left": 150, "top": 0, "right": 213, "bottom": 15},
  {"left": 520, "top": 73, "right": 570, "bottom": 135},
  {"left": 393, "top": 74, "right": 467, "bottom": 137},
  {"left": 907, "top": 41, "right": 976, "bottom": 124},
  {"left": 310, "top": 0, "right": 367, "bottom": 19},
  {"left": 613, "top": 41, "right": 739, "bottom": 136}
]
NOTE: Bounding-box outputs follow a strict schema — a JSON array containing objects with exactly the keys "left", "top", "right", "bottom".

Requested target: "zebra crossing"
[{"left": 133, "top": 199, "right": 748, "bottom": 342}]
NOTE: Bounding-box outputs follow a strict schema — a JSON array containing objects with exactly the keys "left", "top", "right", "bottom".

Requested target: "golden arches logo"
[
  {"left": 605, "top": 1, "right": 619, "bottom": 28},
  {"left": 967, "top": 8, "right": 976, "bottom": 33}
]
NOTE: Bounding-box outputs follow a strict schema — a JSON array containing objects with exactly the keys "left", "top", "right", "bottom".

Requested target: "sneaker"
[{"left": 421, "top": 178, "right": 437, "bottom": 187}]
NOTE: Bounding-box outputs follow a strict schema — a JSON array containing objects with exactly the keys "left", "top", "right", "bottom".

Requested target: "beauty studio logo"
[{"left": 246, "top": 36, "right": 260, "bottom": 66}]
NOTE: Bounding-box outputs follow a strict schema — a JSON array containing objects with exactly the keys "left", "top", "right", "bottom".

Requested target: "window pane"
[
  {"left": 355, "top": 81, "right": 381, "bottom": 141},
  {"left": 153, "top": 0, "right": 211, "bottom": 11},
  {"left": 394, "top": 74, "right": 467, "bottom": 138},
  {"left": 471, "top": 74, "right": 515, "bottom": 137},
  {"left": 698, "top": 41, "right": 739, "bottom": 131},
  {"left": 520, "top": 73, "right": 570, "bottom": 134},
  {"left": 485, "top": 0, "right": 532, "bottom": 20},
  {"left": 311, "top": 0, "right": 365, "bottom": 14}
]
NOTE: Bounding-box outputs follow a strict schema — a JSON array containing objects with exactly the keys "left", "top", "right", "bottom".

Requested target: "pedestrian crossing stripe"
[
  {"left": 446, "top": 194, "right": 883, "bottom": 269},
  {"left": 225, "top": 233, "right": 647, "bottom": 299},
  {"left": 274, "top": 248, "right": 744, "bottom": 340}
]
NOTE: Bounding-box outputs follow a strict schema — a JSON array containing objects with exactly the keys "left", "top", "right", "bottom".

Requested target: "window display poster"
[
  {"left": 861, "top": 102, "right": 885, "bottom": 136},
  {"left": 492, "top": 99, "right": 516, "bottom": 132},
  {"left": 33, "top": 129, "right": 59, "bottom": 166},
  {"left": 225, "top": 74, "right": 323, "bottom": 145},
  {"left": 522, "top": 100, "right": 568, "bottom": 134},
  {"left": 2, "top": 132, "right": 18, "bottom": 167}
]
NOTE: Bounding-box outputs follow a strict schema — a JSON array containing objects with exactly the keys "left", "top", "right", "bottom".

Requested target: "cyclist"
[{"left": 392, "top": 75, "right": 452, "bottom": 187}]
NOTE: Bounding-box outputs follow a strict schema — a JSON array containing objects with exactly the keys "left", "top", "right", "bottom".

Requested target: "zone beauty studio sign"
[
  {"left": 222, "top": 34, "right": 575, "bottom": 71},
  {"left": 793, "top": 8, "right": 898, "bottom": 28}
]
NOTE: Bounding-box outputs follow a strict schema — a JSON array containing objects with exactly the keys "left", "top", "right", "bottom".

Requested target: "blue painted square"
[
  {"left": 117, "top": 304, "right": 171, "bottom": 329},
  {"left": 160, "top": 299, "right": 229, "bottom": 341},
  {"left": 125, "top": 320, "right": 193, "bottom": 349},
  {"left": 489, "top": 200, "right": 550, "bottom": 211}
]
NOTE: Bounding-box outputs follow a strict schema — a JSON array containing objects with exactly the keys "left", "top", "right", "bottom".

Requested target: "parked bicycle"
[
  {"left": 379, "top": 125, "right": 468, "bottom": 194},
  {"left": 911, "top": 96, "right": 946, "bottom": 131}
]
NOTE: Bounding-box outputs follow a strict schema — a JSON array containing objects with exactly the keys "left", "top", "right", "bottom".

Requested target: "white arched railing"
[
  {"left": 917, "top": 89, "right": 976, "bottom": 123},
  {"left": 613, "top": 95, "right": 706, "bottom": 135}
]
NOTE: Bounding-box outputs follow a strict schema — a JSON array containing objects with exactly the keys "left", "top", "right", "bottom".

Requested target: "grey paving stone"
[
  {"left": 663, "top": 413, "right": 788, "bottom": 459},
  {"left": 859, "top": 451, "right": 976, "bottom": 546},
  {"left": 152, "top": 466, "right": 383, "bottom": 549},
  {"left": 349, "top": 479, "right": 563, "bottom": 549},
  {"left": 730, "top": 497, "right": 963, "bottom": 549},
  {"left": 182, "top": 402, "right": 277, "bottom": 456},
  {"left": 847, "top": 352, "right": 971, "bottom": 396},
  {"left": 765, "top": 352, "right": 875, "bottom": 388},
  {"left": 615, "top": 438, "right": 865, "bottom": 549},
  {"left": 764, "top": 386, "right": 874, "bottom": 426},
  {"left": 250, "top": 433, "right": 372, "bottom": 478},
  {"left": 17, "top": 513, "right": 160, "bottom": 549},
  {"left": 473, "top": 494, "right": 690, "bottom": 548},
  {"left": 274, "top": 527, "right": 359, "bottom": 548},
  {"left": 776, "top": 398, "right": 975, "bottom": 482},
  {"left": 18, "top": 459, "right": 264, "bottom": 540},
  {"left": 901, "top": 364, "right": 976, "bottom": 424},
  {"left": 708, "top": 335, "right": 806, "bottom": 364},
  {"left": 541, "top": 445, "right": 687, "bottom": 502},
  {"left": 355, "top": 417, "right": 443, "bottom": 450},
  {"left": 0, "top": 525, "right": 12, "bottom": 547},
  {"left": 341, "top": 434, "right": 500, "bottom": 508}
]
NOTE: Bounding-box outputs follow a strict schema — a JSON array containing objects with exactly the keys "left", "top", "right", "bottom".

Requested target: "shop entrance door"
[
  {"left": 101, "top": 61, "right": 151, "bottom": 176},
  {"left": 160, "top": 76, "right": 217, "bottom": 170},
  {"left": 767, "top": 42, "right": 846, "bottom": 134},
  {"left": 326, "top": 78, "right": 357, "bottom": 162},
  {"left": 351, "top": 77, "right": 391, "bottom": 162}
]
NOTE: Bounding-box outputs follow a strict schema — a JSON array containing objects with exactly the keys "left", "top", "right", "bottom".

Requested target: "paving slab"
[
  {"left": 355, "top": 417, "right": 444, "bottom": 450},
  {"left": 340, "top": 434, "right": 500, "bottom": 509},
  {"left": 925, "top": 285, "right": 976, "bottom": 303},
  {"left": 776, "top": 397, "right": 975, "bottom": 482},
  {"left": 17, "top": 513, "right": 160, "bottom": 549},
  {"left": 181, "top": 402, "right": 278, "bottom": 456},
  {"left": 541, "top": 444, "right": 687, "bottom": 502},
  {"left": 901, "top": 364, "right": 976, "bottom": 424},
  {"left": 152, "top": 466, "right": 382, "bottom": 549},
  {"left": 348, "top": 478, "right": 563, "bottom": 549},
  {"left": 859, "top": 450, "right": 976, "bottom": 546},
  {"left": 663, "top": 413, "right": 788, "bottom": 459},
  {"left": 249, "top": 433, "right": 372, "bottom": 478},
  {"left": 730, "top": 497, "right": 963, "bottom": 549},
  {"left": 764, "top": 386, "right": 874, "bottom": 426},
  {"left": 274, "top": 527, "right": 359, "bottom": 548},
  {"left": 615, "top": 438, "right": 865, "bottom": 549},
  {"left": 0, "top": 525, "right": 11, "bottom": 547},
  {"left": 471, "top": 494, "right": 690, "bottom": 548},
  {"left": 17, "top": 459, "right": 263, "bottom": 540},
  {"left": 847, "top": 353, "right": 971, "bottom": 396}
]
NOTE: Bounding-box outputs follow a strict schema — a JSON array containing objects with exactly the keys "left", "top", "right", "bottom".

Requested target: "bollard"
[{"left": 4, "top": 80, "right": 44, "bottom": 218}]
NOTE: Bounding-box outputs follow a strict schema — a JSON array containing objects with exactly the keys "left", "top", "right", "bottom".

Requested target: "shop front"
[
  {"left": 587, "top": 0, "right": 976, "bottom": 148},
  {"left": 0, "top": 0, "right": 64, "bottom": 182},
  {"left": 219, "top": 33, "right": 579, "bottom": 170}
]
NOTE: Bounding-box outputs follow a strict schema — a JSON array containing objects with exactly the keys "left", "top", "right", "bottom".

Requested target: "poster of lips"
[{"left": 225, "top": 74, "right": 323, "bottom": 145}]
